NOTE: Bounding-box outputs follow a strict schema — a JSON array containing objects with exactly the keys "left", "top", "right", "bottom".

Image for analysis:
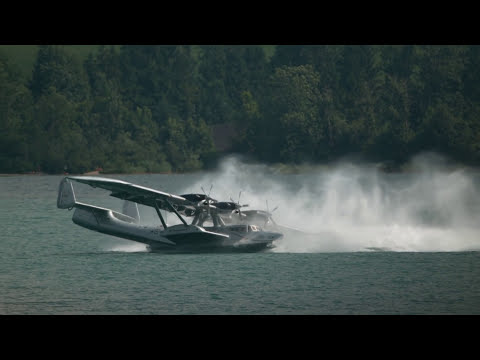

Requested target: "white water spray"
[
  {"left": 107, "top": 242, "right": 148, "bottom": 252},
  {"left": 184, "top": 153, "right": 480, "bottom": 252}
]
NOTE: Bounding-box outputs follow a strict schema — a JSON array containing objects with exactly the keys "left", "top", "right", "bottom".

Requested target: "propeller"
[
  {"left": 231, "top": 191, "right": 249, "bottom": 220},
  {"left": 265, "top": 200, "right": 278, "bottom": 226},
  {"left": 201, "top": 184, "right": 215, "bottom": 218}
]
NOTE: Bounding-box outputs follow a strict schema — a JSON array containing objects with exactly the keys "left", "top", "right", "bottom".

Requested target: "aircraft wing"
[{"left": 65, "top": 176, "right": 192, "bottom": 211}]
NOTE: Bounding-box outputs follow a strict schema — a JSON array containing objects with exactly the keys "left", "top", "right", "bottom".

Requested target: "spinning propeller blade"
[
  {"left": 232, "top": 190, "right": 249, "bottom": 220},
  {"left": 201, "top": 184, "right": 216, "bottom": 218},
  {"left": 266, "top": 200, "right": 278, "bottom": 226}
]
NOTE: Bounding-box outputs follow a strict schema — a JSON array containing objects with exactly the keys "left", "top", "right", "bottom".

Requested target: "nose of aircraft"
[{"left": 269, "top": 231, "right": 283, "bottom": 241}]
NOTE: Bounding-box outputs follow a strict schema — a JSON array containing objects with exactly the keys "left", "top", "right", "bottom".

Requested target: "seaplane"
[{"left": 57, "top": 176, "right": 283, "bottom": 253}]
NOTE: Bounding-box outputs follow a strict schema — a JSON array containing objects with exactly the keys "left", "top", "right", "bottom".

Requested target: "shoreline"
[
  {"left": 2, "top": 164, "right": 480, "bottom": 177},
  {"left": 2, "top": 154, "right": 480, "bottom": 177}
]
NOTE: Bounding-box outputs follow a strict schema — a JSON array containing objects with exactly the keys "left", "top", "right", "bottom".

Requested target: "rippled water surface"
[{"left": 2, "top": 157, "right": 480, "bottom": 314}]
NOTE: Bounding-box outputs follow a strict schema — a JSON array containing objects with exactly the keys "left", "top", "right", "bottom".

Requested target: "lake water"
[{"left": 1, "top": 155, "right": 480, "bottom": 314}]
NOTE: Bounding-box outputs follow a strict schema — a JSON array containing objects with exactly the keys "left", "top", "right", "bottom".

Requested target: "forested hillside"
[{"left": 1, "top": 45, "right": 479, "bottom": 174}]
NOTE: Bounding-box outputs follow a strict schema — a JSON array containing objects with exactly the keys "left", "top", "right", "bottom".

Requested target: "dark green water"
[{"left": 2, "top": 158, "right": 480, "bottom": 314}]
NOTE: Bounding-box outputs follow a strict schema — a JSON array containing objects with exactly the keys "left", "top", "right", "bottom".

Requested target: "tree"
[
  {"left": 33, "top": 87, "right": 90, "bottom": 173},
  {"left": 163, "top": 116, "right": 215, "bottom": 172},
  {"left": 256, "top": 64, "right": 326, "bottom": 162},
  {"left": 197, "top": 46, "right": 236, "bottom": 124},
  {"left": 417, "top": 101, "right": 474, "bottom": 160},
  {"left": 30, "top": 45, "right": 90, "bottom": 103},
  {"left": 0, "top": 51, "right": 33, "bottom": 172}
]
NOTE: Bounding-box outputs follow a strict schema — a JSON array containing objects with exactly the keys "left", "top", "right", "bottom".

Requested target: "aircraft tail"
[
  {"left": 57, "top": 177, "right": 140, "bottom": 224},
  {"left": 57, "top": 177, "right": 76, "bottom": 209}
]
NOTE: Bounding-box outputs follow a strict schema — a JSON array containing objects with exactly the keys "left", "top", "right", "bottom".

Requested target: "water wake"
[
  {"left": 184, "top": 153, "right": 480, "bottom": 252},
  {"left": 106, "top": 242, "right": 148, "bottom": 252}
]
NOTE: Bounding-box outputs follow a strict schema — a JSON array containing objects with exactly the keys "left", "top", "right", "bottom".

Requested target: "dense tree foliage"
[{"left": 1, "top": 45, "right": 480, "bottom": 174}]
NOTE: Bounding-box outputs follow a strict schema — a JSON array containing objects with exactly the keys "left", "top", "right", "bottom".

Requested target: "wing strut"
[
  {"left": 165, "top": 199, "right": 189, "bottom": 226},
  {"left": 154, "top": 200, "right": 168, "bottom": 229}
]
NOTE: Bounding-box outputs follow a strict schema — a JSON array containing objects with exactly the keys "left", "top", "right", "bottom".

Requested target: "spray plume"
[{"left": 182, "top": 153, "right": 480, "bottom": 252}]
